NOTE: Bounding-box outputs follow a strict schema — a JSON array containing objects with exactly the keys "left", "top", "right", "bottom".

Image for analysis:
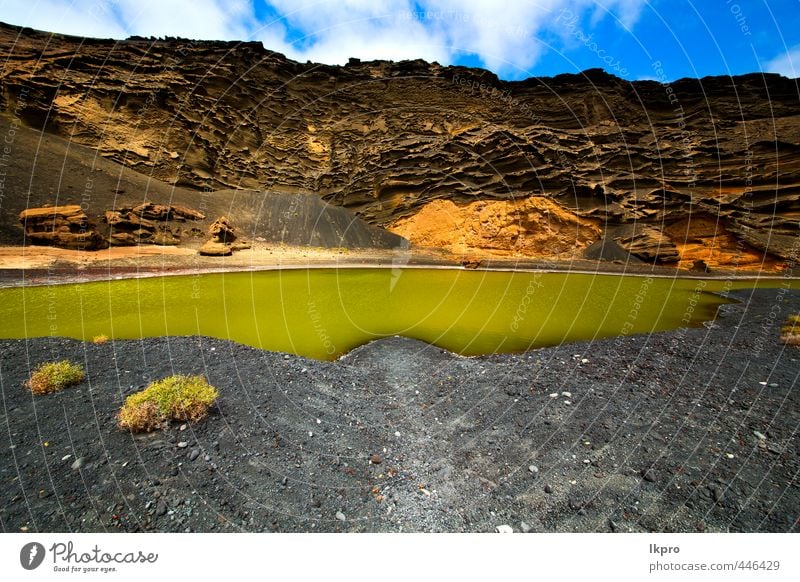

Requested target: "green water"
[{"left": 0, "top": 269, "right": 793, "bottom": 360}]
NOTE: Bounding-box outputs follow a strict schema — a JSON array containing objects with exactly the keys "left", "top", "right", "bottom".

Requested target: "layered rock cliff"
[{"left": 1, "top": 22, "right": 798, "bottom": 267}]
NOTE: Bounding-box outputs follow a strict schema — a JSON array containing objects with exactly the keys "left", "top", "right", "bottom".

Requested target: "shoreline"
[{"left": 0, "top": 245, "right": 795, "bottom": 288}]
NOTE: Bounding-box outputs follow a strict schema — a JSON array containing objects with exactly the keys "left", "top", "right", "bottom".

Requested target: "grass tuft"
[
  {"left": 780, "top": 314, "right": 800, "bottom": 346},
  {"left": 26, "top": 361, "right": 86, "bottom": 394},
  {"left": 117, "top": 374, "right": 219, "bottom": 432}
]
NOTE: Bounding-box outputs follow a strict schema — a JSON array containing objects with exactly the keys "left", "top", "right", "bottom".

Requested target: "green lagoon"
[{"left": 0, "top": 268, "right": 793, "bottom": 359}]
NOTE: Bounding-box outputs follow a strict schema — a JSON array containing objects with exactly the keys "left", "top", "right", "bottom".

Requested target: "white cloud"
[
  {"left": 765, "top": 46, "right": 800, "bottom": 78},
  {"left": 0, "top": 0, "right": 647, "bottom": 77},
  {"left": 259, "top": 0, "right": 647, "bottom": 76},
  {"left": 0, "top": 0, "right": 252, "bottom": 40},
  {"left": 0, "top": 0, "right": 128, "bottom": 38}
]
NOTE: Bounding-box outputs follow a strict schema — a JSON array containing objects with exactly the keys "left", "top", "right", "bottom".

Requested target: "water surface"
[{"left": 0, "top": 268, "right": 791, "bottom": 359}]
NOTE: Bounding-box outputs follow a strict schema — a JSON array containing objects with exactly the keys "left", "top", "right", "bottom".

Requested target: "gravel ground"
[{"left": 1, "top": 288, "right": 798, "bottom": 533}]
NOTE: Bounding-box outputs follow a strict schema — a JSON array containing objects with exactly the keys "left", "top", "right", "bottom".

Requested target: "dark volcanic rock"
[
  {"left": 1, "top": 23, "right": 798, "bottom": 262},
  {"left": 0, "top": 288, "right": 797, "bottom": 532}
]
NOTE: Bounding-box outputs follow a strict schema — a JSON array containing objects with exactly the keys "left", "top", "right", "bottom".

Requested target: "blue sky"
[{"left": 1, "top": 0, "right": 799, "bottom": 81}]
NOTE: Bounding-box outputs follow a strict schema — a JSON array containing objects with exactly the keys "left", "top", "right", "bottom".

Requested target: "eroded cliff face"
[
  {"left": 1, "top": 22, "right": 798, "bottom": 267},
  {"left": 389, "top": 197, "right": 600, "bottom": 258}
]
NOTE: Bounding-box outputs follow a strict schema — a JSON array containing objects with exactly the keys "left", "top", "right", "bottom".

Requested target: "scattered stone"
[
  {"left": 71, "top": 457, "right": 85, "bottom": 470},
  {"left": 155, "top": 501, "right": 168, "bottom": 516},
  {"left": 177, "top": 441, "right": 189, "bottom": 449},
  {"left": 495, "top": 524, "right": 513, "bottom": 533},
  {"left": 335, "top": 511, "right": 347, "bottom": 522},
  {"left": 520, "top": 521, "right": 532, "bottom": 533},
  {"left": 754, "top": 431, "right": 767, "bottom": 440},
  {"left": 188, "top": 449, "right": 200, "bottom": 461},
  {"left": 199, "top": 240, "right": 233, "bottom": 256},
  {"left": 209, "top": 216, "right": 237, "bottom": 243},
  {"left": 462, "top": 259, "right": 483, "bottom": 269},
  {"left": 561, "top": 391, "right": 572, "bottom": 398},
  {"left": 369, "top": 454, "right": 383, "bottom": 464},
  {"left": 709, "top": 485, "right": 724, "bottom": 503},
  {"left": 544, "top": 484, "right": 553, "bottom": 494},
  {"left": 642, "top": 469, "right": 657, "bottom": 483},
  {"left": 528, "top": 465, "right": 538, "bottom": 475}
]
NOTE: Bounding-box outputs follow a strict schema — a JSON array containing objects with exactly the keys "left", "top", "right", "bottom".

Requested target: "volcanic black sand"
[{"left": 0, "top": 287, "right": 798, "bottom": 533}]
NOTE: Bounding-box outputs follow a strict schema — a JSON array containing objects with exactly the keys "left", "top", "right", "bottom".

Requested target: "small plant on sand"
[
  {"left": 117, "top": 374, "right": 219, "bottom": 432},
  {"left": 26, "top": 360, "right": 86, "bottom": 394},
  {"left": 92, "top": 334, "right": 109, "bottom": 344},
  {"left": 780, "top": 314, "right": 800, "bottom": 346}
]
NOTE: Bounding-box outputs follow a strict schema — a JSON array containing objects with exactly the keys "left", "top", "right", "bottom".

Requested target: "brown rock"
[
  {"left": 3, "top": 25, "right": 799, "bottom": 265},
  {"left": 229, "top": 240, "right": 251, "bottom": 251},
  {"left": 369, "top": 454, "right": 382, "bottom": 464},
  {"left": 19, "top": 205, "right": 107, "bottom": 250},
  {"left": 171, "top": 205, "right": 206, "bottom": 221},
  {"left": 151, "top": 229, "right": 181, "bottom": 246},
  {"left": 462, "top": 259, "right": 482, "bottom": 269},
  {"left": 198, "top": 240, "right": 232, "bottom": 256},
  {"left": 132, "top": 202, "right": 171, "bottom": 221},
  {"left": 209, "top": 216, "right": 237, "bottom": 243},
  {"left": 613, "top": 224, "right": 680, "bottom": 264},
  {"left": 109, "top": 232, "right": 138, "bottom": 246}
]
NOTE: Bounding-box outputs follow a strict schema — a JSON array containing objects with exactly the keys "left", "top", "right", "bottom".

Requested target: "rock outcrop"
[
  {"left": 1, "top": 22, "right": 799, "bottom": 267},
  {"left": 390, "top": 197, "right": 600, "bottom": 258},
  {"left": 19, "top": 205, "right": 107, "bottom": 250},
  {"left": 199, "top": 216, "right": 250, "bottom": 256},
  {"left": 103, "top": 202, "right": 205, "bottom": 246}
]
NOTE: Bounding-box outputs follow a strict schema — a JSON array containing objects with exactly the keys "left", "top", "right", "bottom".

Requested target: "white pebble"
[
  {"left": 561, "top": 391, "right": 572, "bottom": 398},
  {"left": 495, "top": 525, "right": 513, "bottom": 533},
  {"left": 549, "top": 393, "right": 559, "bottom": 398}
]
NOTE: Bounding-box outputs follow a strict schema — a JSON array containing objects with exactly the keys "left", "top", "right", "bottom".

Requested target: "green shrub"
[
  {"left": 780, "top": 314, "right": 800, "bottom": 346},
  {"left": 118, "top": 374, "right": 219, "bottom": 432},
  {"left": 26, "top": 361, "right": 86, "bottom": 394}
]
